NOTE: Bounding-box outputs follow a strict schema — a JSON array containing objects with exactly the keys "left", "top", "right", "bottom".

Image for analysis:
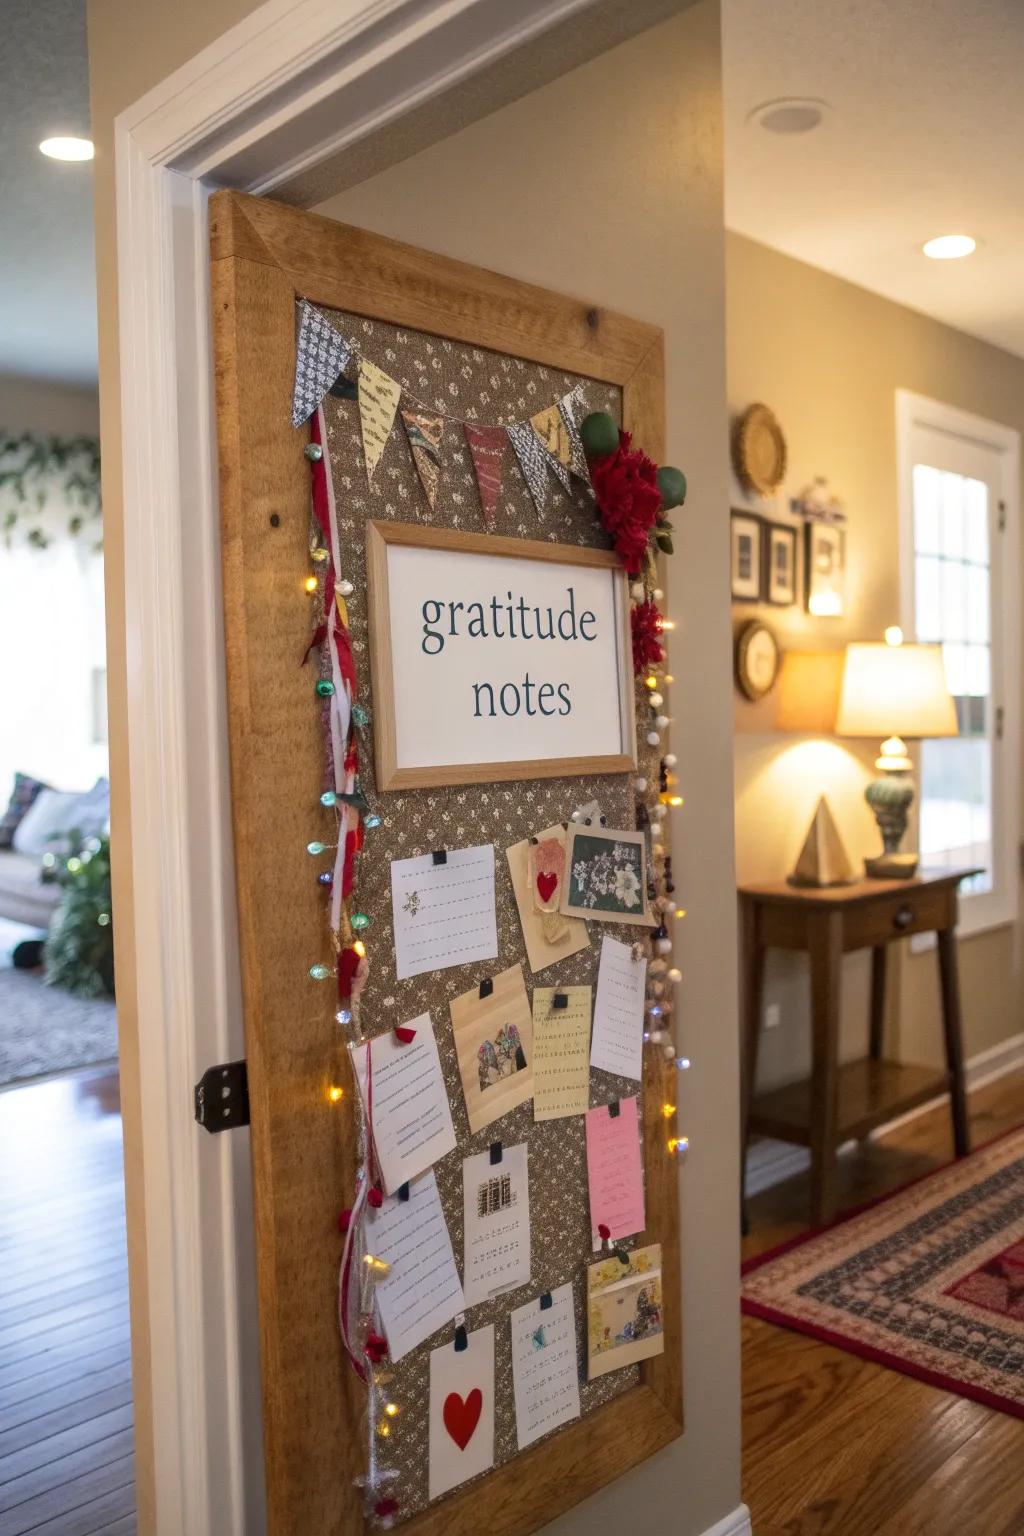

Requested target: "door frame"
[{"left": 111, "top": 2, "right": 694, "bottom": 1531}]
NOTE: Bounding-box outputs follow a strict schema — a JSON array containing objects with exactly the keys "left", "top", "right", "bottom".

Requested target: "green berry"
[
  {"left": 657, "top": 465, "right": 687, "bottom": 510},
  {"left": 579, "top": 412, "right": 619, "bottom": 459}
]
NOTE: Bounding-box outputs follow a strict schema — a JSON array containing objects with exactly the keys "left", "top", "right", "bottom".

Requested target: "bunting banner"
[
  {"left": 358, "top": 359, "right": 402, "bottom": 480},
  {"left": 506, "top": 421, "right": 551, "bottom": 514},
  {"left": 559, "top": 386, "right": 592, "bottom": 485},
  {"left": 464, "top": 424, "right": 508, "bottom": 531},
  {"left": 400, "top": 408, "right": 445, "bottom": 509},
  {"left": 292, "top": 300, "right": 353, "bottom": 428},
  {"left": 529, "top": 404, "right": 573, "bottom": 494}
]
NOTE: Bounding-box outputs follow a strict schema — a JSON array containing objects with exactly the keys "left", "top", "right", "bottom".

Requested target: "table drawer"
[{"left": 843, "top": 885, "right": 952, "bottom": 949}]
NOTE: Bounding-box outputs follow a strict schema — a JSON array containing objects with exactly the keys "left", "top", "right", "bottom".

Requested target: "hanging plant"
[{"left": 0, "top": 432, "right": 102, "bottom": 552}]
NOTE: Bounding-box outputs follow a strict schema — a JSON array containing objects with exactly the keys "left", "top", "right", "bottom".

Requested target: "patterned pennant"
[
  {"left": 465, "top": 424, "right": 508, "bottom": 530},
  {"left": 506, "top": 421, "right": 550, "bottom": 513},
  {"left": 357, "top": 359, "right": 402, "bottom": 480},
  {"left": 400, "top": 409, "right": 445, "bottom": 508},
  {"left": 292, "top": 301, "right": 353, "bottom": 428},
  {"left": 558, "top": 388, "right": 592, "bottom": 485},
  {"left": 529, "top": 404, "right": 573, "bottom": 494}
]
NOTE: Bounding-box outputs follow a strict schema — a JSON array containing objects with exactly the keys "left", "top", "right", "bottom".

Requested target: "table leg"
[
  {"left": 739, "top": 896, "right": 765, "bottom": 1233},
  {"left": 869, "top": 944, "right": 887, "bottom": 1060},
  {"left": 937, "top": 926, "right": 969, "bottom": 1157},
  {"left": 809, "top": 911, "right": 843, "bottom": 1226}
]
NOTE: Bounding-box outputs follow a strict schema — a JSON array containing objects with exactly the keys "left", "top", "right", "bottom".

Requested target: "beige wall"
[
  {"left": 316, "top": 9, "right": 740, "bottom": 1533},
  {"left": 0, "top": 374, "right": 99, "bottom": 435},
  {"left": 728, "top": 232, "right": 1024, "bottom": 1089}
]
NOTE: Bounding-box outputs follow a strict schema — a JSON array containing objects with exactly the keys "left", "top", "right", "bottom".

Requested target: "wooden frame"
[
  {"left": 366, "top": 520, "right": 636, "bottom": 790},
  {"left": 210, "top": 187, "right": 680, "bottom": 1536},
  {"left": 804, "top": 520, "right": 846, "bottom": 617}
]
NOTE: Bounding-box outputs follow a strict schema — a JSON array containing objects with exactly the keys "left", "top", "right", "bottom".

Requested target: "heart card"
[
  {"left": 428, "top": 1324, "right": 495, "bottom": 1500},
  {"left": 505, "top": 824, "right": 589, "bottom": 975}
]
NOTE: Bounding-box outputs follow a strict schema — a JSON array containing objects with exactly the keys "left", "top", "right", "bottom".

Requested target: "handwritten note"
[
  {"left": 585, "top": 1097, "right": 645, "bottom": 1248},
  {"left": 532, "top": 986, "right": 591, "bottom": 1121},
  {"left": 462, "top": 1142, "right": 531, "bottom": 1307},
  {"left": 590, "top": 936, "right": 647, "bottom": 1081},
  {"left": 349, "top": 1015, "right": 456, "bottom": 1195},
  {"left": 511, "top": 1284, "right": 582, "bottom": 1450},
  {"left": 365, "top": 1169, "right": 465, "bottom": 1363},
  {"left": 391, "top": 844, "right": 497, "bottom": 981}
]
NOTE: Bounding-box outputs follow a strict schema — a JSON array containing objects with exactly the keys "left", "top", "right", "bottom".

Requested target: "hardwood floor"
[
  {"left": 0, "top": 1068, "right": 135, "bottom": 1535},
  {"left": 743, "top": 1067, "right": 1024, "bottom": 1535}
]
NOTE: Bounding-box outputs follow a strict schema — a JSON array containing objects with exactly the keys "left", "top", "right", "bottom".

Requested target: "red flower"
[
  {"left": 631, "top": 600, "right": 665, "bottom": 676},
  {"left": 590, "top": 431, "right": 662, "bottom": 574}
]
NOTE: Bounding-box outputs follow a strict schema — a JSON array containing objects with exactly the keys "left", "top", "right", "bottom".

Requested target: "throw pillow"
[
  {"left": 11, "top": 789, "right": 84, "bottom": 858},
  {"left": 0, "top": 772, "right": 49, "bottom": 849}
]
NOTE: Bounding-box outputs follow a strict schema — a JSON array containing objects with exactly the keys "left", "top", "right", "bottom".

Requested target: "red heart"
[
  {"left": 536, "top": 871, "right": 558, "bottom": 904},
  {"left": 394, "top": 1025, "right": 417, "bottom": 1044},
  {"left": 443, "top": 1388, "right": 482, "bottom": 1451}
]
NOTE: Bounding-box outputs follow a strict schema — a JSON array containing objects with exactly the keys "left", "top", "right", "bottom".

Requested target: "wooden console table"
[{"left": 739, "top": 868, "right": 977, "bottom": 1226}]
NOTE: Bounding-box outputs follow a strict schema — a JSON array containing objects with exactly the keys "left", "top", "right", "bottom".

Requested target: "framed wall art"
[
  {"left": 805, "top": 520, "right": 846, "bottom": 617},
  {"left": 730, "top": 509, "right": 763, "bottom": 602},
  {"left": 765, "top": 522, "right": 797, "bottom": 606}
]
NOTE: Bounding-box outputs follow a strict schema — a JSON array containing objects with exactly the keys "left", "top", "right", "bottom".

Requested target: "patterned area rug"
[
  {"left": 742, "top": 1129, "right": 1024, "bottom": 1418},
  {"left": 0, "top": 966, "right": 117, "bottom": 1088}
]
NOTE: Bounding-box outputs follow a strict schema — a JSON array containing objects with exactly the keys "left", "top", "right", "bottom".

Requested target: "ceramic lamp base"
[
  {"left": 864, "top": 851, "right": 919, "bottom": 880},
  {"left": 864, "top": 768, "right": 916, "bottom": 881}
]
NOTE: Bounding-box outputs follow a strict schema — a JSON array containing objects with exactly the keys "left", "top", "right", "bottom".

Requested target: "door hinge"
[
  {"left": 194, "top": 1060, "right": 250, "bottom": 1132},
  {"left": 998, "top": 499, "right": 1007, "bottom": 531}
]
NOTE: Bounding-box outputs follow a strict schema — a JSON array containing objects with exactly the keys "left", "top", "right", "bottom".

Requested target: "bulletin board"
[{"left": 210, "top": 190, "right": 682, "bottom": 1536}]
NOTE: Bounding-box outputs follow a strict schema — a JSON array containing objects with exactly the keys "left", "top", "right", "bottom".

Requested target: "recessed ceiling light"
[
  {"left": 922, "top": 234, "right": 976, "bottom": 260},
  {"left": 39, "top": 136, "right": 94, "bottom": 162},
  {"left": 747, "top": 98, "right": 830, "bottom": 135}
]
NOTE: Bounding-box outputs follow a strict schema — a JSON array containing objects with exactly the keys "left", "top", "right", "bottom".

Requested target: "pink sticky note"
[{"left": 585, "top": 1097, "right": 646, "bottom": 1249}]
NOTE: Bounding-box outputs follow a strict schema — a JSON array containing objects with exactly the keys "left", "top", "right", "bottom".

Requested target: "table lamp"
[{"left": 834, "top": 633, "right": 958, "bottom": 878}]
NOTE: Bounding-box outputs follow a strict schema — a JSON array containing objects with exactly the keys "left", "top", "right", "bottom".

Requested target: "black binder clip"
[
  {"left": 398, "top": 1182, "right": 410, "bottom": 1202},
  {"left": 539, "top": 1292, "right": 553, "bottom": 1311},
  {"left": 432, "top": 849, "right": 447, "bottom": 865},
  {"left": 479, "top": 977, "right": 493, "bottom": 1000},
  {"left": 608, "top": 1100, "right": 621, "bottom": 1119},
  {"left": 553, "top": 992, "right": 569, "bottom": 1010},
  {"left": 490, "top": 1141, "right": 503, "bottom": 1165},
  {"left": 454, "top": 1323, "right": 468, "bottom": 1352}
]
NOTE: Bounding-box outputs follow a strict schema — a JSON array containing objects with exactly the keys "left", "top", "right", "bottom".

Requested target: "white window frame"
[{"left": 896, "top": 389, "right": 1021, "bottom": 937}]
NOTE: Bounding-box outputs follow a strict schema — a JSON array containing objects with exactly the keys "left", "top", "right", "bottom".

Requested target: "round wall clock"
[
  {"left": 733, "top": 403, "right": 788, "bottom": 496},
  {"left": 735, "top": 619, "right": 781, "bottom": 701}
]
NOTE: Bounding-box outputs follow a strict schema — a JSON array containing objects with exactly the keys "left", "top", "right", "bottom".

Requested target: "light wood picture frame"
[{"left": 366, "top": 520, "right": 636, "bottom": 790}]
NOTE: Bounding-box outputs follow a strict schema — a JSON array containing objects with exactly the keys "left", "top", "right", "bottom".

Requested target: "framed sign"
[{"left": 367, "top": 520, "right": 636, "bottom": 789}]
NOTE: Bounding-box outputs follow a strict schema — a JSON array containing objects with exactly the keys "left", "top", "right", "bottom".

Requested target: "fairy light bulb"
[
  {"left": 674, "top": 908, "right": 687, "bottom": 919},
  {"left": 320, "top": 790, "right": 337, "bottom": 807},
  {"left": 645, "top": 676, "right": 658, "bottom": 690},
  {"left": 385, "top": 1402, "right": 399, "bottom": 1418},
  {"left": 309, "top": 963, "right": 332, "bottom": 981},
  {"left": 336, "top": 1008, "right": 352, "bottom": 1026},
  {"left": 668, "top": 795, "right": 684, "bottom": 807},
  {"left": 661, "top": 619, "right": 676, "bottom": 631},
  {"left": 661, "top": 1103, "right": 676, "bottom": 1119},
  {"left": 311, "top": 546, "right": 329, "bottom": 563},
  {"left": 307, "top": 840, "right": 327, "bottom": 855},
  {"left": 353, "top": 938, "right": 367, "bottom": 958},
  {"left": 377, "top": 1421, "right": 391, "bottom": 1439},
  {"left": 668, "top": 1136, "right": 690, "bottom": 1157},
  {"left": 363, "top": 1254, "right": 391, "bottom": 1278},
  {"left": 304, "top": 575, "right": 318, "bottom": 594},
  {"left": 675, "top": 1056, "right": 691, "bottom": 1071},
  {"left": 328, "top": 1085, "right": 344, "bottom": 1103}
]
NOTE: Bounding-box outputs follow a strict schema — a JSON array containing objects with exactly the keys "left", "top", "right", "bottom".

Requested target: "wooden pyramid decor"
[{"left": 788, "top": 796, "right": 855, "bottom": 888}]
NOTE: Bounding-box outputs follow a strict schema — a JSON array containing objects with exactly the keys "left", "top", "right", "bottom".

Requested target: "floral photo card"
[
  {"left": 560, "top": 824, "right": 650, "bottom": 926},
  {"left": 586, "top": 1243, "right": 664, "bottom": 1380},
  {"left": 450, "top": 962, "right": 535, "bottom": 1135}
]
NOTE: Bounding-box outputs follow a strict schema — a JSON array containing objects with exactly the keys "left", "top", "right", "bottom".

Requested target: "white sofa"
[{"left": 0, "top": 849, "right": 60, "bottom": 929}]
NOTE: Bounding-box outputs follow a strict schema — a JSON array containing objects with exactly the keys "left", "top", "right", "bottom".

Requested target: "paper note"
[
  {"left": 391, "top": 844, "right": 498, "bottom": 981},
  {"left": 429, "top": 1325, "right": 496, "bottom": 1500},
  {"left": 365, "top": 1170, "right": 464, "bottom": 1363},
  {"left": 585, "top": 1097, "right": 645, "bottom": 1247},
  {"left": 532, "top": 986, "right": 591, "bottom": 1121},
  {"left": 511, "top": 1284, "right": 582, "bottom": 1450},
  {"left": 349, "top": 1015, "right": 456, "bottom": 1195},
  {"left": 590, "top": 936, "right": 647, "bottom": 1081},
  {"left": 450, "top": 962, "right": 534, "bottom": 1135},
  {"left": 506, "top": 824, "right": 589, "bottom": 976},
  {"left": 462, "top": 1142, "right": 531, "bottom": 1307},
  {"left": 587, "top": 1243, "right": 664, "bottom": 1380}
]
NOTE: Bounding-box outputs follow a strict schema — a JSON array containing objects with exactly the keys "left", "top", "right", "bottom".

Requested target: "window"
[{"left": 897, "top": 392, "right": 1020, "bottom": 935}]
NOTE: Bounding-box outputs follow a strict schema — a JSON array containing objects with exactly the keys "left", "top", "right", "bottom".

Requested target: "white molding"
[
  {"left": 746, "top": 1030, "right": 1024, "bottom": 1194},
  {"left": 698, "top": 1504, "right": 753, "bottom": 1536},
  {"left": 112, "top": 3, "right": 693, "bottom": 1532}
]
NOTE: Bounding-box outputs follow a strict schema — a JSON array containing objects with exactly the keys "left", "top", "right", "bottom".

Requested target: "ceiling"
[
  {"left": 723, "top": 0, "right": 1024, "bottom": 359},
  {"left": 0, "top": 0, "right": 96, "bottom": 386}
]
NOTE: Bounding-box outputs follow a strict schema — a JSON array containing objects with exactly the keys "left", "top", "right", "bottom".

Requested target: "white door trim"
[{"left": 113, "top": 2, "right": 689, "bottom": 1530}]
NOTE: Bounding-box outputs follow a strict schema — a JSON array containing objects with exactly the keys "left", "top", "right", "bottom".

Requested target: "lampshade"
[
  {"left": 835, "top": 643, "right": 958, "bottom": 739},
  {"left": 775, "top": 651, "right": 844, "bottom": 733}
]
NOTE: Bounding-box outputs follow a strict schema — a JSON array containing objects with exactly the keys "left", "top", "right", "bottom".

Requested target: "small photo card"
[
  {"left": 590, "top": 935, "right": 647, "bottom": 1082},
  {"left": 349, "top": 1014, "right": 456, "bottom": 1194},
  {"left": 365, "top": 1169, "right": 465, "bottom": 1364},
  {"left": 585, "top": 1096, "right": 645, "bottom": 1248},
  {"left": 586, "top": 1243, "right": 664, "bottom": 1381},
  {"left": 532, "top": 985, "right": 591, "bottom": 1121},
  {"left": 462, "top": 1142, "right": 531, "bottom": 1307},
  {"left": 511, "top": 1283, "right": 582, "bottom": 1450},
  {"left": 429, "top": 1324, "right": 496, "bottom": 1501},
  {"left": 450, "top": 962, "right": 534, "bottom": 1135},
  {"left": 390, "top": 843, "right": 498, "bottom": 981},
  {"left": 560, "top": 824, "right": 650, "bottom": 926},
  {"left": 505, "top": 824, "right": 589, "bottom": 975}
]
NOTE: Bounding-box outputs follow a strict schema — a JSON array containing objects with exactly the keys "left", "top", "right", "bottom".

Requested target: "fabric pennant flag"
[
  {"left": 292, "top": 301, "right": 353, "bottom": 428},
  {"left": 400, "top": 408, "right": 445, "bottom": 508},
  {"left": 358, "top": 359, "right": 402, "bottom": 480},
  {"left": 529, "top": 404, "right": 573, "bottom": 494},
  {"left": 506, "top": 421, "right": 550, "bottom": 513},
  {"left": 464, "top": 424, "right": 508, "bottom": 530},
  {"left": 558, "top": 388, "right": 593, "bottom": 485}
]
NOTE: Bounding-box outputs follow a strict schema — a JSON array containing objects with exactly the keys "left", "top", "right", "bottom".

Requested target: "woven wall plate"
[{"left": 732, "top": 402, "right": 788, "bottom": 496}]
